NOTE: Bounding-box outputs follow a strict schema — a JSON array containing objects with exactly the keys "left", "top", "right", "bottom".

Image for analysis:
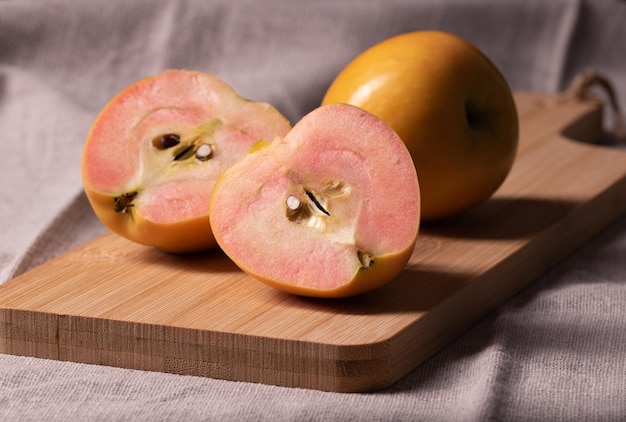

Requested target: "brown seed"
[{"left": 153, "top": 134, "right": 180, "bottom": 149}]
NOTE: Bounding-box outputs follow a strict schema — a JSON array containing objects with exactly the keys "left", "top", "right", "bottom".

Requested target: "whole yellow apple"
[{"left": 322, "top": 31, "right": 519, "bottom": 221}]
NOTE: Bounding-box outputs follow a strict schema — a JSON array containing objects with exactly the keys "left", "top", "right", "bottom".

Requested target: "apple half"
[
  {"left": 81, "top": 70, "right": 291, "bottom": 253},
  {"left": 209, "top": 104, "right": 420, "bottom": 298}
]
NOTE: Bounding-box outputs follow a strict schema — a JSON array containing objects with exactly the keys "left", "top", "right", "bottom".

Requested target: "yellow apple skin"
[
  {"left": 322, "top": 31, "right": 519, "bottom": 221},
  {"left": 84, "top": 190, "right": 215, "bottom": 253},
  {"left": 254, "top": 248, "right": 416, "bottom": 298}
]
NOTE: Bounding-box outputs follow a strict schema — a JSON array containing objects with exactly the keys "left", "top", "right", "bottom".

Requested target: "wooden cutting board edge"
[{"left": 387, "top": 170, "right": 626, "bottom": 389}]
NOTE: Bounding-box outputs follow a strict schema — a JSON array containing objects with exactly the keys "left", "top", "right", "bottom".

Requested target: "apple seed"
[
  {"left": 305, "top": 190, "right": 330, "bottom": 216},
  {"left": 285, "top": 188, "right": 334, "bottom": 225},
  {"left": 357, "top": 250, "right": 375, "bottom": 269},
  {"left": 286, "top": 195, "right": 302, "bottom": 210},
  {"left": 114, "top": 192, "right": 138, "bottom": 213},
  {"left": 153, "top": 133, "right": 181, "bottom": 150},
  {"left": 195, "top": 143, "right": 213, "bottom": 161},
  {"left": 173, "top": 144, "right": 195, "bottom": 161},
  {"left": 286, "top": 195, "right": 305, "bottom": 222}
]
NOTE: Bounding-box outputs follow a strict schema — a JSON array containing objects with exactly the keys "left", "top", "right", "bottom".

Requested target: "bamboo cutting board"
[{"left": 2, "top": 91, "right": 626, "bottom": 393}]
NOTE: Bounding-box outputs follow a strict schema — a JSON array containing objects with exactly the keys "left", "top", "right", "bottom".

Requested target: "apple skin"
[
  {"left": 81, "top": 70, "right": 291, "bottom": 253},
  {"left": 322, "top": 31, "right": 519, "bottom": 221},
  {"left": 209, "top": 103, "right": 420, "bottom": 298}
]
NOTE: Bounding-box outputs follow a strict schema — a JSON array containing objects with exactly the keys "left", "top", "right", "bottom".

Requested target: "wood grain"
[{"left": 1, "top": 92, "right": 625, "bottom": 392}]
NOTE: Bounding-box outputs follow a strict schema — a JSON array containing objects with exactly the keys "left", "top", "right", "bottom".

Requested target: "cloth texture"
[{"left": 2, "top": 0, "right": 626, "bottom": 420}]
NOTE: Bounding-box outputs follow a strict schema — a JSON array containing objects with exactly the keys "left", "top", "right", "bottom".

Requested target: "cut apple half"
[
  {"left": 209, "top": 104, "right": 420, "bottom": 298},
  {"left": 81, "top": 70, "right": 291, "bottom": 253}
]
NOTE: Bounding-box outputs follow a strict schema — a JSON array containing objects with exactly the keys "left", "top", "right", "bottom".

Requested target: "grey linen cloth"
[{"left": 2, "top": 0, "right": 626, "bottom": 420}]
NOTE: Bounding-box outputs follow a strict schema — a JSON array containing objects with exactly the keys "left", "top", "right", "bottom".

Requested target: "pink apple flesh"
[{"left": 209, "top": 104, "right": 420, "bottom": 298}]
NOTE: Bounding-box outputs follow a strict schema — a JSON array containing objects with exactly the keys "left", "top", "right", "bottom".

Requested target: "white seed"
[
  {"left": 286, "top": 195, "right": 305, "bottom": 222},
  {"left": 286, "top": 195, "right": 302, "bottom": 211},
  {"left": 195, "top": 143, "right": 213, "bottom": 161}
]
